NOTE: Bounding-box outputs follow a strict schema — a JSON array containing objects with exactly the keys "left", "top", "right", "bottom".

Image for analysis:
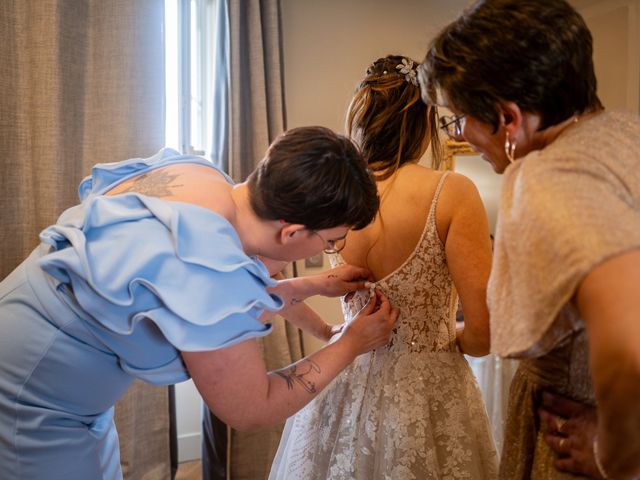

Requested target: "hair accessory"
[
  {"left": 504, "top": 132, "right": 516, "bottom": 163},
  {"left": 396, "top": 58, "right": 418, "bottom": 86}
]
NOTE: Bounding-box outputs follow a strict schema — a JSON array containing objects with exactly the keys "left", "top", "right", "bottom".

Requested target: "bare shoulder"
[
  {"left": 391, "top": 163, "right": 444, "bottom": 196},
  {"left": 395, "top": 167, "right": 481, "bottom": 216},
  {"left": 440, "top": 170, "right": 480, "bottom": 195},
  {"left": 395, "top": 162, "right": 441, "bottom": 181},
  {"left": 434, "top": 171, "right": 485, "bottom": 242},
  {"left": 437, "top": 171, "right": 483, "bottom": 212}
]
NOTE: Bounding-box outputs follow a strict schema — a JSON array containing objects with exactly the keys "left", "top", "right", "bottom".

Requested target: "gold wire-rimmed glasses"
[
  {"left": 439, "top": 114, "right": 466, "bottom": 140},
  {"left": 312, "top": 230, "right": 347, "bottom": 254}
]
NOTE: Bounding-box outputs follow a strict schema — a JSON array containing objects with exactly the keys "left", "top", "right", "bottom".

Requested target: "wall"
[
  {"left": 580, "top": 0, "right": 640, "bottom": 113},
  {"left": 175, "top": 380, "right": 201, "bottom": 462},
  {"left": 281, "top": 0, "right": 467, "bottom": 133}
]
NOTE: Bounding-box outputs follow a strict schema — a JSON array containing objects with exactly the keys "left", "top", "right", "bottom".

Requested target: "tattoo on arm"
[
  {"left": 119, "top": 170, "right": 184, "bottom": 198},
  {"left": 274, "top": 360, "right": 321, "bottom": 393},
  {"left": 328, "top": 274, "right": 338, "bottom": 279},
  {"left": 290, "top": 298, "right": 302, "bottom": 305}
]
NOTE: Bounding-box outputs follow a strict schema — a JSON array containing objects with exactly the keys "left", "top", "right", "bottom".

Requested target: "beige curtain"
[
  {"left": 0, "top": 1, "right": 170, "bottom": 478},
  {"left": 212, "top": 0, "right": 286, "bottom": 182}
]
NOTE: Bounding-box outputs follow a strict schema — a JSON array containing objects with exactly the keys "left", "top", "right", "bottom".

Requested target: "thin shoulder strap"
[{"left": 428, "top": 171, "right": 450, "bottom": 218}]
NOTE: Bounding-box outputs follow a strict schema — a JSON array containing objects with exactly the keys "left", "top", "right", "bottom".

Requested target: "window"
[{"left": 165, "top": 0, "right": 217, "bottom": 157}]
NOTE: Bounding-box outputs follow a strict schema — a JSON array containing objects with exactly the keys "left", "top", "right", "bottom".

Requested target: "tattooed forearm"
[
  {"left": 290, "top": 298, "right": 302, "bottom": 305},
  {"left": 273, "top": 360, "right": 321, "bottom": 393},
  {"left": 119, "top": 170, "right": 184, "bottom": 197},
  {"left": 327, "top": 274, "right": 338, "bottom": 279}
]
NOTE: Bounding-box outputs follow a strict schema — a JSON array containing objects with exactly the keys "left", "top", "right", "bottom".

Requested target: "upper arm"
[
  {"left": 576, "top": 248, "right": 640, "bottom": 475},
  {"left": 182, "top": 340, "right": 270, "bottom": 427},
  {"left": 437, "top": 173, "right": 492, "bottom": 334},
  {"left": 576, "top": 248, "right": 640, "bottom": 381}
]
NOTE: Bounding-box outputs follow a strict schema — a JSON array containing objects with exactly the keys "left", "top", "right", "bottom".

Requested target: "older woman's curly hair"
[{"left": 419, "top": 0, "right": 603, "bottom": 133}]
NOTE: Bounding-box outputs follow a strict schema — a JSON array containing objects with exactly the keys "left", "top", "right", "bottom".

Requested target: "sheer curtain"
[
  {"left": 203, "top": 1, "right": 304, "bottom": 479},
  {"left": 0, "top": 1, "right": 170, "bottom": 478}
]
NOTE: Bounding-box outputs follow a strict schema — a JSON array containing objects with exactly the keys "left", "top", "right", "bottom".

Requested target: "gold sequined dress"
[{"left": 489, "top": 110, "right": 640, "bottom": 479}]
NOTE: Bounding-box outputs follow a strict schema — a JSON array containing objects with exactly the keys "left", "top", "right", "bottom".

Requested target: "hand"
[
  {"left": 322, "top": 322, "right": 344, "bottom": 342},
  {"left": 339, "top": 289, "right": 399, "bottom": 356},
  {"left": 311, "top": 264, "right": 372, "bottom": 298},
  {"left": 538, "top": 391, "right": 604, "bottom": 479}
]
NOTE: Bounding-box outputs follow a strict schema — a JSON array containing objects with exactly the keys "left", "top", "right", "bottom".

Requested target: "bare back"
[
  {"left": 342, "top": 161, "right": 492, "bottom": 356},
  {"left": 106, "top": 163, "right": 236, "bottom": 220},
  {"left": 341, "top": 163, "right": 447, "bottom": 281}
]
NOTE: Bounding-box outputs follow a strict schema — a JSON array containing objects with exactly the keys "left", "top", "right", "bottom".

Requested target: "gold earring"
[{"left": 504, "top": 132, "right": 516, "bottom": 163}]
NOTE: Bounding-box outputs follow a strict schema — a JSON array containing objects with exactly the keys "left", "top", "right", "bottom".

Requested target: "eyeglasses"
[
  {"left": 439, "top": 114, "right": 465, "bottom": 140},
  {"left": 312, "top": 230, "right": 347, "bottom": 254}
]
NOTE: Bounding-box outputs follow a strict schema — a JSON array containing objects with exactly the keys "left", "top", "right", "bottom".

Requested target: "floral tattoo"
[
  {"left": 274, "top": 360, "right": 321, "bottom": 393},
  {"left": 119, "top": 170, "right": 183, "bottom": 197}
]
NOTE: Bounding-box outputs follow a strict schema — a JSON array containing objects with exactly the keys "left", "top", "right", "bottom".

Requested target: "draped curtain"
[
  {"left": 210, "top": 0, "right": 286, "bottom": 182},
  {"left": 203, "top": 1, "right": 304, "bottom": 479},
  {"left": 0, "top": 1, "right": 171, "bottom": 478}
]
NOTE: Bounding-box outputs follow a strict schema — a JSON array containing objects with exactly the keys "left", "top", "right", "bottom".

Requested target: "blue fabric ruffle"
[{"left": 36, "top": 149, "right": 281, "bottom": 383}]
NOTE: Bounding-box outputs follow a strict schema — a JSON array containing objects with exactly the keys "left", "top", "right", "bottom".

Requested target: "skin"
[
  {"left": 107, "top": 162, "right": 400, "bottom": 431},
  {"left": 260, "top": 260, "right": 345, "bottom": 341},
  {"left": 453, "top": 101, "right": 640, "bottom": 478},
  {"left": 446, "top": 101, "right": 579, "bottom": 174},
  {"left": 341, "top": 154, "right": 492, "bottom": 356}
]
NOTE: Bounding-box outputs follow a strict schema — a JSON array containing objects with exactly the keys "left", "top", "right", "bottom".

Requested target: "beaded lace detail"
[{"left": 270, "top": 172, "right": 498, "bottom": 479}]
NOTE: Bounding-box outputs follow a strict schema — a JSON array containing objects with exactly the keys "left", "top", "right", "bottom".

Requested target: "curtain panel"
[
  {"left": 0, "top": 1, "right": 170, "bottom": 478},
  {"left": 210, "top": 0, "right": 286, "bottom": 182}
]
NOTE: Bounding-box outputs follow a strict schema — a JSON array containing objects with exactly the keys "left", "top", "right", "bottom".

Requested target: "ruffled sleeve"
[
  {"left": 37, "top": 181, "right": 282, "bottom": 384},
  {"left": 489, "top": 129, "right": 640, "bottom": 357}
]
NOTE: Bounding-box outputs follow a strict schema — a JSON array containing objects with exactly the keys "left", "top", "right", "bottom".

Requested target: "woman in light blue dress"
[{"left": 0, "top": 126, "right": 399, "bottom": 479}]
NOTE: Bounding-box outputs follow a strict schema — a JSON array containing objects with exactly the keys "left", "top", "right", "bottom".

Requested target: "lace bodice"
[{"left": 331, "top": 171, "right": 458, "bottom": 354}]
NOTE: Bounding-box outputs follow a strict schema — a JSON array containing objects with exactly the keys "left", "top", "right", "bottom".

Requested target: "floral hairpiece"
[{"left": 396, "top": 58, "right": 418, "bottom": 86}]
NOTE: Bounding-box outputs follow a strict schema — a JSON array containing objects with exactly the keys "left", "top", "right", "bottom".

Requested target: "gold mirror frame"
[{"left": 443, "top": 140, "right": 476, "bottom": 170}]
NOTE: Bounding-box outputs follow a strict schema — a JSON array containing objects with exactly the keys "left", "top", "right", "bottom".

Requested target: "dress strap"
[{"left": 427, "top": 171, "right": 450, "bottom": 220}]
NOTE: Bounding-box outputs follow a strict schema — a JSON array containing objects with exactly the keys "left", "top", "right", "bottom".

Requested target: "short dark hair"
[
  {"left": 247, "top": 126, "right": 379, "bottom": 230},
  {"left": 347, "top": 54, "right": 443, "bottom": 176},
  {"left": 419, "top": 0, "right": 603, "bottom": 132}
]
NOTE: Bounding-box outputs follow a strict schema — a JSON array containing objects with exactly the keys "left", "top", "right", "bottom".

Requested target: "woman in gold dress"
[{"left": 419, "top": 0, "right": 640, "bottom": 478}]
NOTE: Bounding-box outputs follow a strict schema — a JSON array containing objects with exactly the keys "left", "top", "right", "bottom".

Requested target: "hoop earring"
[{"left": 504, "top": 132, "right": 516, "bottom": 163}]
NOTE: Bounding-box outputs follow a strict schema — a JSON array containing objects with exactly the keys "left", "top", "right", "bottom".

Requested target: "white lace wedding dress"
[{"left": 269, "top": 174, "right": 498, "bottom": 479}]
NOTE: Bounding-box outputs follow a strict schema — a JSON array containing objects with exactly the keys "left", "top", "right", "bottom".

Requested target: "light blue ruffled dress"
[{"left": 0, "top": 149, "right": 283, "bottom": 479}]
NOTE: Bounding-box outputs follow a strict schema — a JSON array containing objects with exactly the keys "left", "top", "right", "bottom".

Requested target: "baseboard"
[{"left": 178, "top": 432, "right": 202, "bottom": 463}]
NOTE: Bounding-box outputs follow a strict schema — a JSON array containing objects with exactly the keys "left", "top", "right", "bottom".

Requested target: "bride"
[{"left": 269, "top": 55, "right": 498, "bottom": 479}]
